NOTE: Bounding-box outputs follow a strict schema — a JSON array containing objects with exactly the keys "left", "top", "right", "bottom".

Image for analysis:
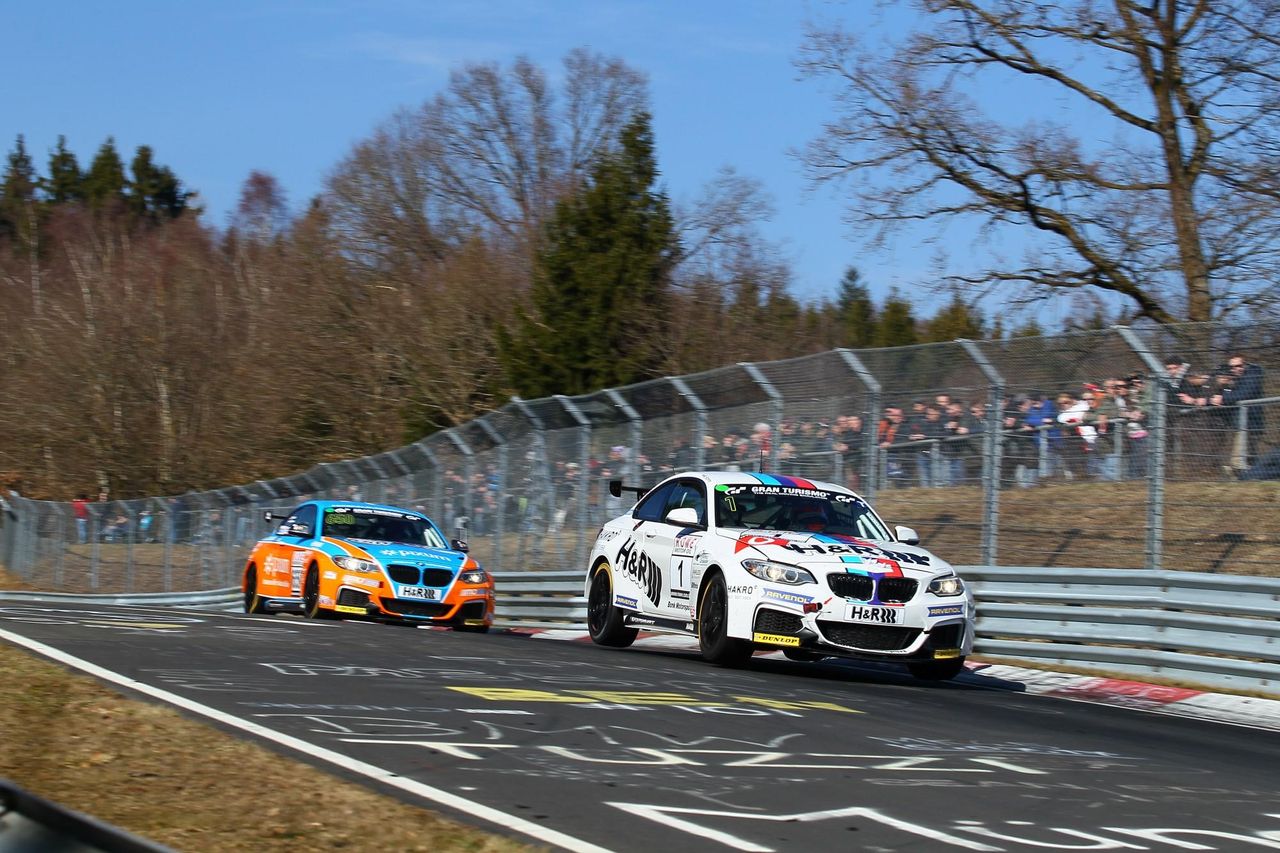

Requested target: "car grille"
[
  {"left": 387, "top": 564, "right": 420, "bottom": 584},
  {"left": 929, "top": 623, "right": 964, "bottom": 648},
  {"left": 381, "top": 600, "right": 451, "bottom": 618},
  {"left": 753, "top": 609, "right": 802, "bottom": 635},
  {"left": 877, "top": 578, "right": 918, "bottom": 603},
  {"left": 337, "top": 588, "right": 370, "bottom": 608},
  {"left": 458, "top": 601, "right": 487, "bottom": 621},
  {"left": 827, "top": 574, "right": 873, "bottom": 599},
  {"left": 386, "top": 565, "right": 455, "bottom": 587},
  {"left": 816, "top": 620, "right": 920, "bottom": 651},
  {"left": 826, "top": 574, "right": 917, "bottom": 603},
  {"left": 422, "top": 568, "right": 455, "bottom": 587}
]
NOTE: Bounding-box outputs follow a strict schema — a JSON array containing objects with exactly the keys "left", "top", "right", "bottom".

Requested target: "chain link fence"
[{"left": 2, "top": 322, "right": 1277, "bottom": 593}]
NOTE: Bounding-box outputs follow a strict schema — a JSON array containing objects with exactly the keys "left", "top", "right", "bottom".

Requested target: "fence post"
[
  {"left": 415, "top": 442, "right": 443, "bottom": 526},
  {"left": 510, "top": 396, "right": 554, "bottom": 568},
  {"left": 1115, "top": 325, "right": 1167, "bottom": 571},
  {"left": 444, "top": 429, "right": 475, "bottom": 544},
  {"left": 958, "top": 340, "right": 1005, "bottom": 565},
  {"left": 739, "top": 362, "right": 784, "bottom": 471},
  {"left": 605, "top": 389, "right": 643, "bottom": 485},
  {"left": 668, "top": 377, "right": 707, "bottom": 470},
  {"left": 474, "top": 417, "right": 507, "bottom": 571},
  {"left": 836, "top": 349, "right": 882, "bottom": 502},
  {"left": 555, "top": 395, "right": 592, "bottom": 562}
]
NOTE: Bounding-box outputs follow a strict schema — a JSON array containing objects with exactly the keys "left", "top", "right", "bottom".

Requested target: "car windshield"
[
  {"left": 321, "top": 506, "right": 446, "bottom": 548},
  {"left": 713, "top": 484, "right": 890, "bottom": 539}
]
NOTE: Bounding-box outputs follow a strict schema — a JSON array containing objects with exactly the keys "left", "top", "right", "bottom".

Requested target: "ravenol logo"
[
  {"left": 928, "top": 604, "right": 965, "bottom": 618},
  {"left": 615, "top": 595, "right": 638, "bottom": 610},
  {"left": 763, "top": 588, "right": 814, "bottom": 606}
]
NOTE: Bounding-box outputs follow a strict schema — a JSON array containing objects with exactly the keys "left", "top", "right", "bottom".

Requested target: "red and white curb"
[{"left": 510, "top": 628, "right": 1280, "bottom": 732}]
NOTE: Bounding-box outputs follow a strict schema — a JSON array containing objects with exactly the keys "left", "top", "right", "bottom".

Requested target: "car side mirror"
[
  {"left": 665, "top": 506, "right": 702, "bottom": 528},
  {"left": 451, "top": 538, "right": 470, "bottom": 553},
  {"left": 895, "top": 525, "right": 920, "bottom": 546}
]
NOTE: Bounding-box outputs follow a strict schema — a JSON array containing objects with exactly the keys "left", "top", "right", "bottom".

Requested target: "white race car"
[{"left": 585, "top": 471, "right": 976, "bottom": 680}]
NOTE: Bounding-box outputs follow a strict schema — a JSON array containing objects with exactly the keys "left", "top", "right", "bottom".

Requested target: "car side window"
[
  {"left": 633, "top": 482, "right": 677, "bottom": 522},
  {"left": 283, "top": 504, "right": 317, "bottom": 538},
  {"left": 663, "top": 481, "right": 707, "bottom": 526}
]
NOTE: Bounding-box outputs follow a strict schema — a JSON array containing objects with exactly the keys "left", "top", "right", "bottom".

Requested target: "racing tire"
[
  {"left": 243, "top": 566, "right": 270, "bottom": 615},
  {"left": 301, "top": 566, "right": 335, "bottom": 620},
  {"left": 908, "top": 657, "right": 966, "bottom": 681},
  {"left": 697, "top": 574, "right": 754, "bottom": 667},
  {"left": 782, "top": 648, "right": 825, "bottom": 663},
  {"left": 586, "top": 562, "right": 638, "bottom": 648}
]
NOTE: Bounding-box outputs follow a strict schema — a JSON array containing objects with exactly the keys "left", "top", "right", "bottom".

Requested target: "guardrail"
[{"left": 4, "top": 567, "right": 1275, "bottom": 696}]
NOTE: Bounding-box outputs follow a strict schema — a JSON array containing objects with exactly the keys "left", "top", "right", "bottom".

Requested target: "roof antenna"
[{"left": 759, "top": 447, "right": 766, "bottom": 474}]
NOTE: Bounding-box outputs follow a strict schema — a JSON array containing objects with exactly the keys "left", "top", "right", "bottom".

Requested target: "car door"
[
  {"left": 650, "top": 479, "right": 708, "bottom": 619},
  {"left": 270, "top": 504, "right": 317, "bottom": 597},
  {"left": 616, "top": 481, "right": 676, "bottom": 611}
]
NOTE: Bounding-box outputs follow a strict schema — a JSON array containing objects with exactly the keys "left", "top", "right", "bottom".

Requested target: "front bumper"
[{"left": 748, "top": 602, "right": 973, "bottom": 663}]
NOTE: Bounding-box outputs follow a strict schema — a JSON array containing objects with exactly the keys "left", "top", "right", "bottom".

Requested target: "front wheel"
[
  {"left": 587, "top": 562, "right": 638, "bottom": 648},
  {"left": 908, "top": 657, "right": 966, "bottom": 681},
  {"left": 697, "top": 574, "right": 753, "bottom": 666},
  {"left": 243, "top": 566, "right": 269, "bottom": 615},
  {"left": 302, "top": 566, "right": 334, "bottom": 620}
]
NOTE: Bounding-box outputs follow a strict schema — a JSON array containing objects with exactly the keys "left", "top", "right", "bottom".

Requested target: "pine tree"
[
  {"left": 924, "top": 291, "right": 985, "bottom": 342},
  {"left": 83, "top": 137, "right": 128, "bottom": 210},
  {"left": 874, "top": 289, "right": 918, "bottom": 347},
  {"left": 498, "top": 112, "right": 678, "bottom": 397},
  {"left": 129, "top": 145, "right": 188, "bottom": 221},
  {"left": 835, "top": 265, "right": 876, "bottom": 348},
  {"left": 0, "top": 135, "right": 38, "bottom": 244},
  {"left": 45, "top": 136, "right": 83, "bottom": 204}
]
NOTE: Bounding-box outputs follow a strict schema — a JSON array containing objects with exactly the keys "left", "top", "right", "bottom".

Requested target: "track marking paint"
[{"left": 0, "top": 627, "right": 613, "bottom": 853}]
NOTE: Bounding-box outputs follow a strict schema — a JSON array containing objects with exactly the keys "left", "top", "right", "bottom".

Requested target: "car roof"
[
  {"left": 683, "top": 471, "right": 852, "bottom": 494},
  {"left": 311, "top": 500, "right": 432, "bottom": 519}
]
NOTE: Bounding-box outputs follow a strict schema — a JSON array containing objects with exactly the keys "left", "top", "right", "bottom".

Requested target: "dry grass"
[{"left": 0, "top": 646, "right": 539, "bottom": 853}]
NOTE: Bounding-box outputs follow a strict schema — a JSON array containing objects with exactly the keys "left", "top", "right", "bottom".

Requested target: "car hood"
[
  {"left": 714, "top": 528, "right": 949, "bottom": 575},
  {"left": 330, "top": 539, "right": 463, "bottom": 568}
]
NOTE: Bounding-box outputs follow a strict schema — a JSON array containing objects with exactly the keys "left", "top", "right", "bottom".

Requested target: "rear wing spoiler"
[{"left": 608, "top": 479, "right": 651, "bottom": 500}]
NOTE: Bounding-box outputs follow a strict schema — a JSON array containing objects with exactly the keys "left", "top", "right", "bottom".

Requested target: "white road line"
[{"left": 0, "top": 627, "right": 614, "bottom": 853}]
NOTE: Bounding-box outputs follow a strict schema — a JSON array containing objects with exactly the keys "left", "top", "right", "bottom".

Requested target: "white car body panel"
[{"left": 586, "top": 472, "right": 975, "bottom": 664}]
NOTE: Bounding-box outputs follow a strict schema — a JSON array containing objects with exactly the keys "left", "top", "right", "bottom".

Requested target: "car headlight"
[
  {"left": 333, "top": 555, "right": 380, "bottom": 573},
  {"left": 741, "top": 559, "right": 816, "bottom": 586},
  {"left": 459, "top": 569, "right": 489, "bottom": 585},
  {"left": 927, "top": 575, "right": 965, "bottom": 596}
]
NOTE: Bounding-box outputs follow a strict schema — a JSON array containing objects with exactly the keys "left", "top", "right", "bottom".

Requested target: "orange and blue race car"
[{"left": 242, "top": 500, "right": 494, "bottom": 631}]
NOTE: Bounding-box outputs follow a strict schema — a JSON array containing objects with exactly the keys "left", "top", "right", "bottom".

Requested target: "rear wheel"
[
  {"left": 697, "top": 574, "right": 753, "bottom": 666},
  {"left": 243, "top": 566, "right": 269, "bottom": 615},
  {"left": 302, "top": 566, "right": 334, "bottom": 620},
  {"left": 908, "top": 657, "right": 966, "bottom": 681},
  {"left": 587, "top": 562, "right": 638, "bottom": 648}
]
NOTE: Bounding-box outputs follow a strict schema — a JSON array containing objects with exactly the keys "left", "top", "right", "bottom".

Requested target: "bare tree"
[
  {"left": 325, "top": 48, "right": 648, "bottom": 278},
  {"left": 799, "top": 0, "right": 1280, "bottom": 322}
]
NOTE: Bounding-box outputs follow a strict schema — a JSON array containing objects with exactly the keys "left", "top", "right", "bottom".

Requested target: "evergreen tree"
[
  {"left": 874, "top": 289, "right": 918, "bottom": 347},
  {"left": 498, "top": 112, "right": 678, "bottom": 397},
  {"left": 834, "top": 265, "right": 876, "bottom": 348},
  {"left": 924, "top": 291, "right": 985, "bottom": 342},
  {"left": 128, "top": 145, "right": 188, "bottom": 221},
  {"left": 0, "top": 135, "right": 38, "bottom": 244},
  {"left": 83, "top": 137, "right": 128, "bottom": 210},
  {"left": 45, "top": 136, "right": 83, "bottom": 204}
]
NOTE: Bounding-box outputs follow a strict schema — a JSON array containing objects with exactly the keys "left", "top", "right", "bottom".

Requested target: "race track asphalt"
[{"left": 2, "top": 601, "right": 1278, "bottom": 852}]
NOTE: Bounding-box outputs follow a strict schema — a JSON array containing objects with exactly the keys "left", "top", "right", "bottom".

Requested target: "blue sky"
[{"left": 3, "top": 1, "right": 996, "bottom": 311}]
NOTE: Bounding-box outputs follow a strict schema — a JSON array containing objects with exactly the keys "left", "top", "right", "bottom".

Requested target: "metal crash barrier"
[
  {"left": 0, "top": 778, "right": 172, "bottom": 852},
  {"left": 3, "top": 567, "right": 1276, "bottom": 696}
]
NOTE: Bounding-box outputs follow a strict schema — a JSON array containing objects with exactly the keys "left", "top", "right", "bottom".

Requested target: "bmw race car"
[
  {"left": 585, "top": 472, "right": 975, "bottom": 679},
  {"left": 242, "top": 500, "right": 493, "bottom": 630}
]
